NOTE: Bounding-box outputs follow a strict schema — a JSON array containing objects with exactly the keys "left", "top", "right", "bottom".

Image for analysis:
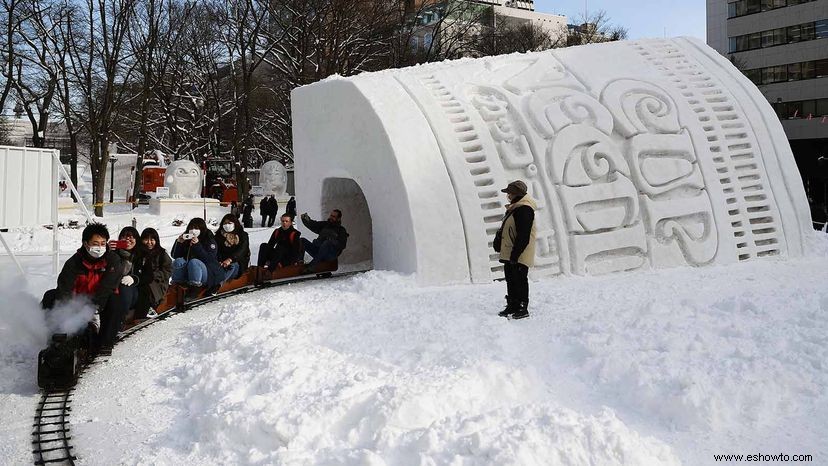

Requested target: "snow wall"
[{"left": 292, "top": 37, "right": 812, "bottom": 285}]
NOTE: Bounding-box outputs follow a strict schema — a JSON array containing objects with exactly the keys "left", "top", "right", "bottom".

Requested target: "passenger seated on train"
[
  {"left": 133, "top": 228, "right": 172, "bottom": 320},
  {"left": 257, "top": 213, "right": 303, "bottom": 269},
  {"left": 41, "top": 223, "right": 122, "bottom": 352},
  {"left": 215, "top": 214, "right": 250, "bottom": 282},
  {"left": 113, "top": 226, "right": 140, "bottom": 334},
  {"left": 299, "top": 209, "right": 349, "bottom": 270},
  {"left": 170, "top": 218, "right": 225, "bottom": 295}
]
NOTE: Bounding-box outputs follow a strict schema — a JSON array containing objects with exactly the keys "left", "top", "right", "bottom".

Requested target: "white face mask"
[
  {"left": 87, "top": 245, "right": 106, "bottom": 259},
  {"left": 189, "top": 229, "right": 201, "bottom": 238},
  {"left": 222, "top": 223, "right": 235, "bottom": 232}
]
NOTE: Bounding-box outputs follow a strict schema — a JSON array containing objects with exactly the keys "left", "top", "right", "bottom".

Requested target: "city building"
[
  {"left": 707, "top": 0, "right": 828, "bottom": 225},
  {"left": 408, "top": 0, "right": 567, "bottom": 53}
]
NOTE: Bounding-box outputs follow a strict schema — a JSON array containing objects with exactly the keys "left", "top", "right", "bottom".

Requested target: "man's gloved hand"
[{"left": 121, "top": 275, "right": 134, "bottom": 286}]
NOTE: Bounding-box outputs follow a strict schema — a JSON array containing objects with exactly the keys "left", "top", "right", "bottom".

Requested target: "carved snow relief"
[{"left": 292, "top": 37, "right": 811, "bottom": 284}]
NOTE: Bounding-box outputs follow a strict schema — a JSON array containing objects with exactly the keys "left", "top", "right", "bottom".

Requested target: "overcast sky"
[{"left": 534, "top": 0, "right": 707, "bottom": 41}]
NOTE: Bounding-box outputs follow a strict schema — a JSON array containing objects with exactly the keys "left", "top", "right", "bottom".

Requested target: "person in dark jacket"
[
  {"left": 229, "top": 201, "right": 240, "bottom": 218},
  {"left": 133, "top": 228, "right": 172, "bottom": 320},
  {"left": 113, "top": 226, "right": 140, "bottom": 331},
  {"left": 257, "top": 213, "right": 303, "bottom": 269},
  {"left": 259, "top": 196, "right": 268, "bottom": 227},
  {"left": 170, "top": 218, "right": 224, "bottom": 294},
  {"left": 493, "top": 180, "right": 536, "bottom": 320},
  {"left": 269, "top": 195, "right": 280, "bottom": 226},
  {"left": 41, "top": 223, "right": 122, "bottom": 351},
  {"left": 215, "top": 213, "right": 250, "bottom": 282},
  {"left": 242, "top": 195, "right": 254, "bottom": 228},
  {"left": 286, "top": 197, "right": 297, "bottom": 220},
  {"left": 300, "top": 209, "right": 348, "bottom": 270}
]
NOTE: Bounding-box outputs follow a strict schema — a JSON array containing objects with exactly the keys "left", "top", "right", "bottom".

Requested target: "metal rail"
[{"left": 32, "top": 391, "right": 75, "bottom": 465}]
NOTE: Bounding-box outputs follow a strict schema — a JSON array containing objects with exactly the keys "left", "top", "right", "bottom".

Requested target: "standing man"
[
  {"left": 242, "top": 194, "right": 254, "bottom": 228},
  {"left": 493, "top": 180, "right": 536, "bottom": 320},
  {"left": 259, "top": 196, "right": 268, "bottom": 227},
  {"left": 267, "top": 195, "right": 279, "bottom": 227},
  {"left": 286, "top": 196, "right": 297, "bottom": 220}
]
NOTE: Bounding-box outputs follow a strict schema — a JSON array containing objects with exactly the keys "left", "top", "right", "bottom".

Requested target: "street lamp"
[{"left": 109, "top": 156, "right": 118, "bottom": 203}]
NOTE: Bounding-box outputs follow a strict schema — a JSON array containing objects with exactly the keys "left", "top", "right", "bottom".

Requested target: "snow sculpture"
[
  {"left": 292, "top": 38, "right": 812, "bottom": 285},
  {"left": 164, "top": 159, "right": 202, "bottom": 199},
  {"left": 260, "top": 160, "right": 288, "bottom": 197}
]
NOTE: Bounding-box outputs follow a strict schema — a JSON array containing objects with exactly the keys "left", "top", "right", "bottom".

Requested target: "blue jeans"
[
  {"left": 172, "top": 258, "right": 209, "bottom": 286},
  {"left": 302, "top": 238, "right": 338, "bottom": 266},
  {"left": 222, "top": 262, "right": 240, "bottom": 282}
]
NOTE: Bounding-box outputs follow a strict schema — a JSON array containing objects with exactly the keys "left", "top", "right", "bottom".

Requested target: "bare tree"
[
  {"left": 63, "top": 0, "right": 137, "bottom": 215},
  {"left": 14, "top": 0, "right": 65, "bottom": 148},
  {"left": 1, "top": 0, "right": 22, "bottom": 114},
  {"left": 566, "top": 9, "right": 627, "bottom": 46},
  {"left": 475, "top": 9, "right": 564, "bottom": 57}
]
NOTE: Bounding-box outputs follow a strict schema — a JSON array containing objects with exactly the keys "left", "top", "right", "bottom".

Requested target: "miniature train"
[{"left": 37, "top": 261, "right": 339, "bottom": 390}]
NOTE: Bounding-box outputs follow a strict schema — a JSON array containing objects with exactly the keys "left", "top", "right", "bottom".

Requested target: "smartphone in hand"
[{"left": 108, "top": 240, "right": 129, "bottom": 249}]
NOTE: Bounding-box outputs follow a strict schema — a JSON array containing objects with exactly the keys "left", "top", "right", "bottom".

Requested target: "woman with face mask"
[
  {"left": 132, "top": 228, "right": 173, "bottom": 320},
  {"left": 170, "top": 217, "right": 224, "bottom": 295},
  {"left": 215, "top": 213, "right": 250, "bottom": 283}
]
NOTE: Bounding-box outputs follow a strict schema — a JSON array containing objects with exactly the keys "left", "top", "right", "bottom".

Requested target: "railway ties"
[{"left": 32, "top": 390, "right": 76, "bottom": 465}]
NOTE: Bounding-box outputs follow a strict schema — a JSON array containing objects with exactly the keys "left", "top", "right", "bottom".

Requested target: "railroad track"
[
  {"left": 31, "top": 269, "right": 367, "bottom": 465},
  {"left": 32, "top": 390, "right": 75, "bottom": 465}
]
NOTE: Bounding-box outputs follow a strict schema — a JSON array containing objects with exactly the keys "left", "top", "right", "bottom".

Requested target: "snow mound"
[{"left": 156, "top": 272, "right": 679, "bottom": 465}]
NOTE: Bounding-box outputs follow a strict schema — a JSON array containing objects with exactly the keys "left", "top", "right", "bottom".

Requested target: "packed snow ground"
[{"left": 2, "top": 207, "right": 828, "bottom": 465}]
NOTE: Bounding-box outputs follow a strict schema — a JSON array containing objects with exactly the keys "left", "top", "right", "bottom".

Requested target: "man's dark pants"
[
  {"left": 503, "top": 262, "right": 529, "bottom": 303},
  {"left": 301, "top": 238, "right": 338, "bottom": 266}
]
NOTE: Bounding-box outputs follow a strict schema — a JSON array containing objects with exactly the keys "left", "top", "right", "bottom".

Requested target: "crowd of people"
[{"left": 40, "top": 198, "right": 347, "bottom": 355}]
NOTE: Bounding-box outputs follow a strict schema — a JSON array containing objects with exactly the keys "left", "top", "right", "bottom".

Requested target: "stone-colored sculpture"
[
  {"left": 164, "top": 160, "right": 202, "bottom": 199},
  {"left": 260, "top": 160, "right": 288, "bottom": 197},
  {"left": 292, "top": 38, "right": 812, "bottom": 285}
]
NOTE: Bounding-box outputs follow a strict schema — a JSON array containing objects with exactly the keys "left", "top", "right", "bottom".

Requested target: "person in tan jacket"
[{"left": 493, "top": 180, "right": 536, "bottom": 319}]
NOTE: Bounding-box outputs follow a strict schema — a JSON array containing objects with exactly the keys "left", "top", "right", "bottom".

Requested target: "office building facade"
[{"left": 707, "top": 0, "right": 828, "bottom": 225}]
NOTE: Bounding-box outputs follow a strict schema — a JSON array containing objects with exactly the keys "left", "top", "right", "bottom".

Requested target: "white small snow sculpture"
[
  {"left": 292, "top": 37, "right": 812, "bottom": 284},
  {"left": 260, "top": 160, "right": 288, "bottom": 197},
  {"left": 164, "top": 159, "right": 202, "bottom": 199}
]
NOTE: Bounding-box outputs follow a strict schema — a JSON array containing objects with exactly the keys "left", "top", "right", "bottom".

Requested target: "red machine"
[
  {"left": 203, "top": 159, "right": 239, "bottom": 203},
  {"left": 141, "top": 167, "right": 166, "bottom": 195},
  {"left": 140, "top": 156, "right": 239, "bottom": 203}
]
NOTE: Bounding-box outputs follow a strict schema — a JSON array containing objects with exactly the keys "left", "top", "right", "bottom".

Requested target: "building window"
[
  {"left": 728, "top": 0, "right": 817, "bottom": 19},
  {"left": 728, "top": 20, "right": 828, "bottom": 52},
  {"left": 774, "top": 98, "right": 828, "bottom": 119},
  {"left": 743, "top": 58, "right": 828, "bottom": 85}
]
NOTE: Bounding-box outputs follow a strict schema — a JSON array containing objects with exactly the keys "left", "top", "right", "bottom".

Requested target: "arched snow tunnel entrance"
[{"left": 320, "top": 177, "right": 372, "bottom": 267}]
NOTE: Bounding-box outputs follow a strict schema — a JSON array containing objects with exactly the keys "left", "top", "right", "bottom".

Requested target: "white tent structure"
[{"left": 0, "top": 146, "right": 91, "bottom": 274}]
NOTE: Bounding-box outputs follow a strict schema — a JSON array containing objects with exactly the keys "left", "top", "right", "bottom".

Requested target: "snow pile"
[
  {"left": 154, "top": 273, "right": 679, "bottom": 465},
  {"left": 75, "top": 232, "right": 822, "bottom": 465}
]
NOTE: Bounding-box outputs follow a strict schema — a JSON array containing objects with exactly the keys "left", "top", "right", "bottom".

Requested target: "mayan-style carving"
[
  {"left": 527, "top": 88, "right": 614, "bottom": 138},
  {"left": 601, "top": 80, "right": 682, "bottom": 137},
  {"left": 292, "top": 37, "right": 811, "bottom": 285}
]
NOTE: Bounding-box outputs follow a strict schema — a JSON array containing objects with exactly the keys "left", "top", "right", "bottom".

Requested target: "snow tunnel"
[
  {"left": 292, "top": 37, "right": 813, "bottom": 285},
  {"left": 320, "top": 177, "right": 372, "bottom": 266}
]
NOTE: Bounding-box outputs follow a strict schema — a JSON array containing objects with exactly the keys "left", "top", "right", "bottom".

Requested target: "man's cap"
[{"left": 501, "top": 180, "right": 527, "bottom": 196}]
